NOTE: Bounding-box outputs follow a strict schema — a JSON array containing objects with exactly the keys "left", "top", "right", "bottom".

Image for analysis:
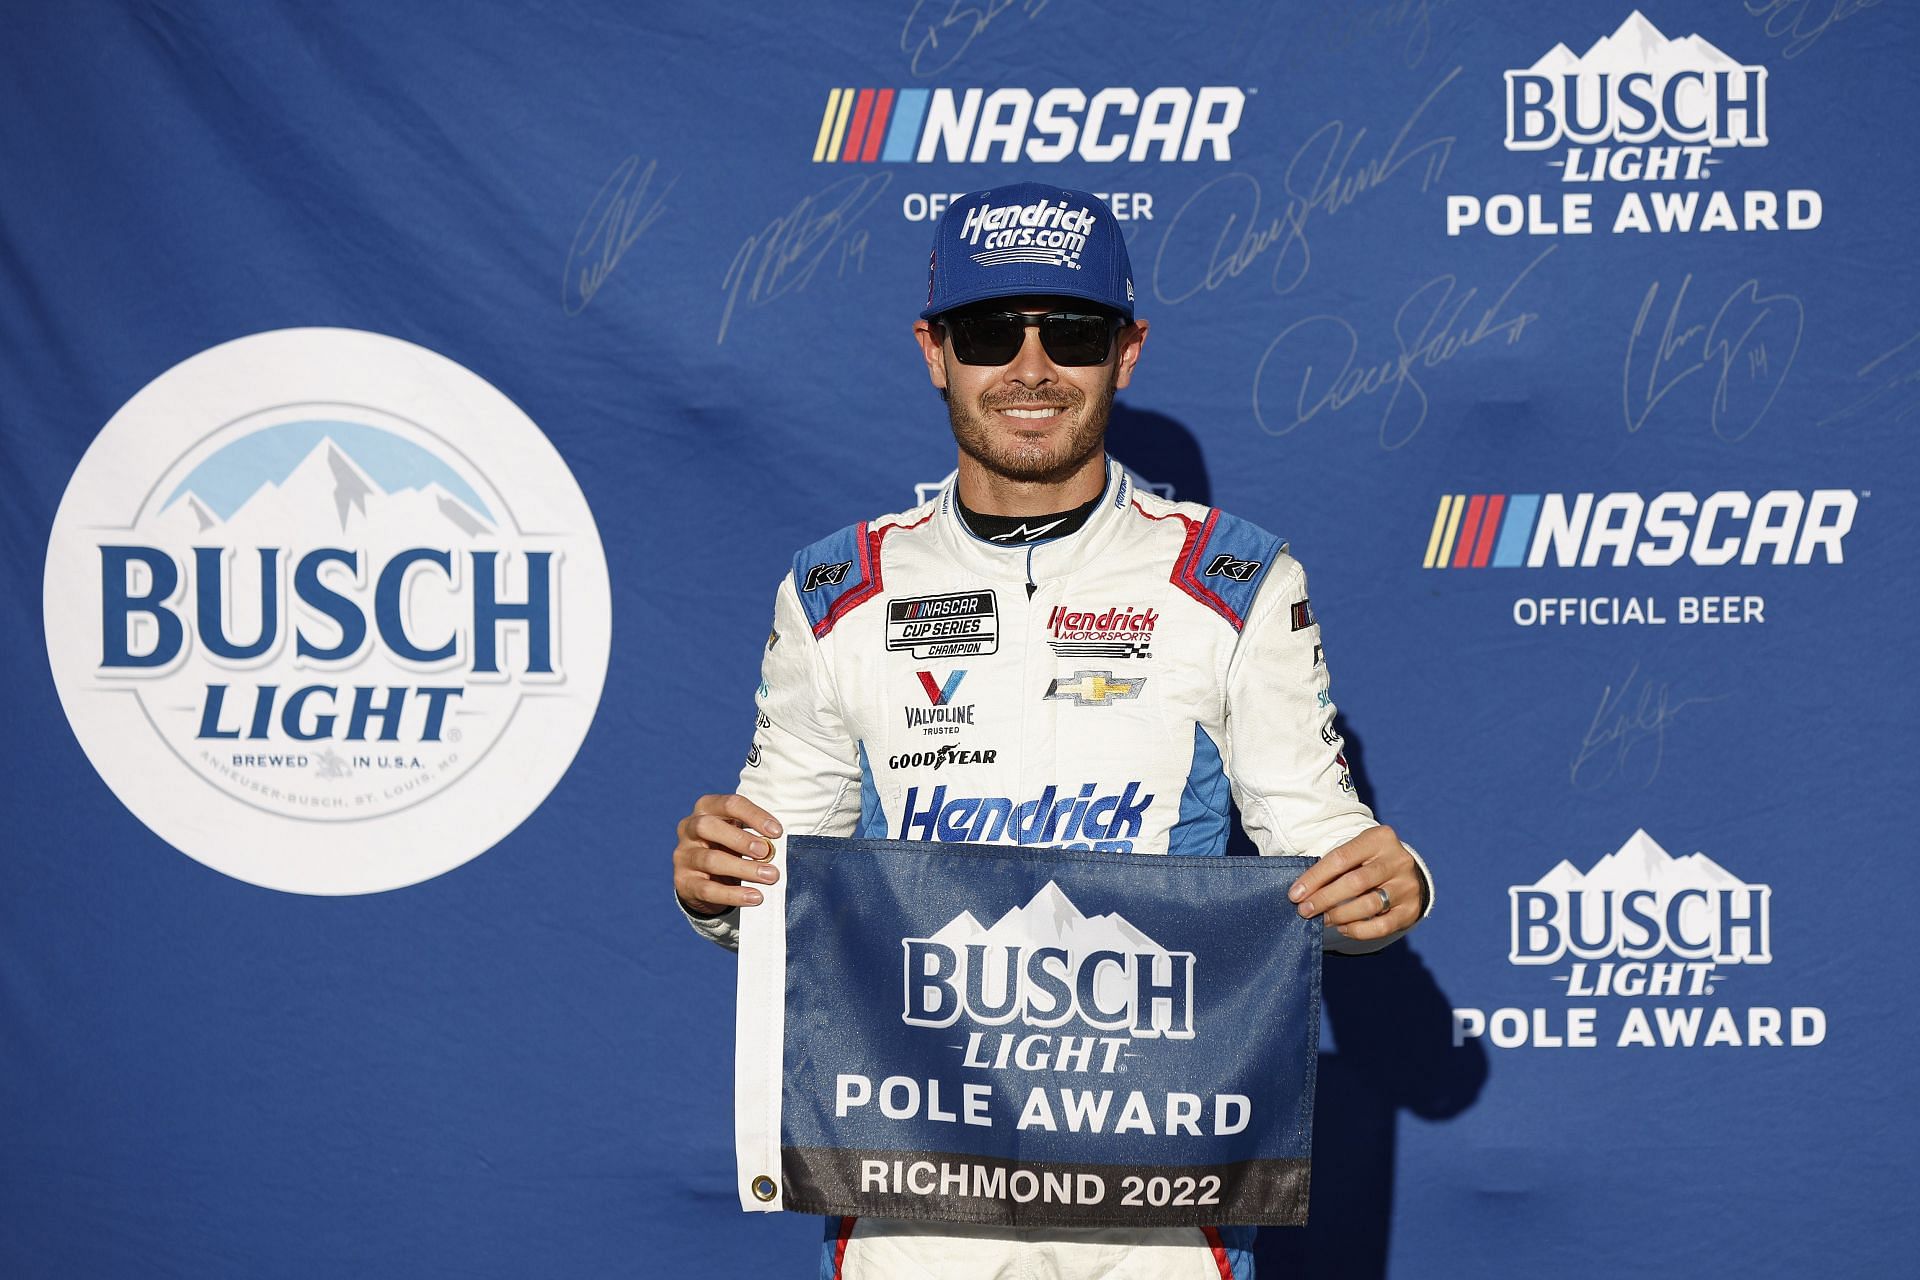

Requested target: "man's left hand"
[{"left": 1288, "top": 825, "right": 1425, "bottom": 941}]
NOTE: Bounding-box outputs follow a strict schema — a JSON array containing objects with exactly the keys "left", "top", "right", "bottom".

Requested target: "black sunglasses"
[{"left": 940, "top": 307, "right": 1125, "bottom": 367}]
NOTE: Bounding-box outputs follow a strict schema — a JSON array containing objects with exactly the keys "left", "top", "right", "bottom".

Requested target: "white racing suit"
[{"left": 685, "top": 458, "right": 1432, "bottom": 1280}]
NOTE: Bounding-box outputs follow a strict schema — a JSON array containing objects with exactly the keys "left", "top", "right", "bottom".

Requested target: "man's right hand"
[{"left": 673, "top": 793, "right": 783, "bottom": 917}]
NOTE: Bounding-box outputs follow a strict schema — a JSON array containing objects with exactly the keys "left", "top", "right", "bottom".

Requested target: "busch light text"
[
  {"left": 1509, "top": 883, "right": 1772, "bottom": 965},
  {"left": 902, "top": 940, "right": 1195, "bottom": 1038},
  {"left": 1506, "top": 67, "right": 1767, "bottom": 152},
  {"left": 99, "top": 544, "right": 557, "bottom": 742}
]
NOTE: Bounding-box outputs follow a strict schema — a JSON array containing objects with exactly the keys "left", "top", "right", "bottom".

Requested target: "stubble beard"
[{"left": 945, "top": 375, "right": 1117, "bottom": 488}]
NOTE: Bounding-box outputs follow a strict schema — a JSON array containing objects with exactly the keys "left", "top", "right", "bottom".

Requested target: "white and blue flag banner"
[{"left": 735, "top": 836, "right": 1320, "bottom": 1228}]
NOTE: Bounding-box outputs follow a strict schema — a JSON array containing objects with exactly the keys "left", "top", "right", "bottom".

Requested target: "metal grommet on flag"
[{"left": 751, "top": 1175, "right": 778, "bottom": 1202}]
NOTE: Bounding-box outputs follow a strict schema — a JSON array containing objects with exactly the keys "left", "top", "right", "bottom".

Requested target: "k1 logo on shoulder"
[
  {"left": 734, "top": 837, "right": 1319, "bottom": 1227},
  {"left": 804, "top": 560, "right": 853, "bottom": 592},
  {"left": 1452, "top": 831, "right": 1826, "bottom": 1051},
  {"left": 1446, "top": 12, "right": 1822, "bottom": 237},
  {"left": 42, "top": 328, "right": 612, "bottom": 894}
]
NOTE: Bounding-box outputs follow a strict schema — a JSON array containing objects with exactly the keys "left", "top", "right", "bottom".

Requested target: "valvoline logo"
[
  {"left": 917, "top": 670, "right": 967, "bottom": 705},
  {"left": 43, "top": 329, "right": 611, "bottom": 894},
  {"left": 811, "top": 86, "right": 1244, "bottom": 164}
]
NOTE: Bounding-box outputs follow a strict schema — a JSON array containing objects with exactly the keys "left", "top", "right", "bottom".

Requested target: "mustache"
[{"left": 981, "top": 389, "right": 1080, "bottom": 410}]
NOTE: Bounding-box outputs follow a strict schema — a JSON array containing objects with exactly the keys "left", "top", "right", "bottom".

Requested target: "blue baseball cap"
[{"left": 920, "top": 183, "right": 1135, "bottom": 320}]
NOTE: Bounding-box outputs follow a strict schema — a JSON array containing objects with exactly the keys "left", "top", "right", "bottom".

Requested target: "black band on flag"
[{"left": 781, "top": 1145, "right": 1311, "bottom": 1228}]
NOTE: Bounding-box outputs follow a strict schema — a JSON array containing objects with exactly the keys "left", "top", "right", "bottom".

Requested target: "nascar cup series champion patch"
[{"left": 735, "top": 837, "right": 1320, "bottom": 1227}]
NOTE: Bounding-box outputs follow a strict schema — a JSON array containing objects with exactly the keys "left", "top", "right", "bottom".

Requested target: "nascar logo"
[
  {"left": 1423, "top": 490, "right": 1857, "bottom": 569},
  {"left": 811, "top": 86, "right": 1245, "bottom": 164}
]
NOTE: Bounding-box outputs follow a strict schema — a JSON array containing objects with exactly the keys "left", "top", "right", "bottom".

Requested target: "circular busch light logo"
[{"left": 43, "top": 328, "right": 612, "bottom": 894}]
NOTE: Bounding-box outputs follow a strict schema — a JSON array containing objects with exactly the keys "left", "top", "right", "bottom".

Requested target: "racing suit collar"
[{"left": 935, "top": 456, "right": 1135, "bottom": 584}]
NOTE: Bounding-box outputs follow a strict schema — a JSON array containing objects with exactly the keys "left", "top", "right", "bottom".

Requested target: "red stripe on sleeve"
[
  {"left": 841, "top": 89, "right": 876, "bottom": 162},
  {"left": 1451, "top": 494, "right": 1487, "bottom": 568},
  {"left": 1471, "top": 493, "right": 1506, "bottom": 567},
  {"left": 814, "top": 512, "right": 934, "bottom": 638},
  {"left": 1130, "top": 502, "right": 1246, "bottom": 629},
  {"left": 1202, "top": 1226, "right": 1236, "bottom": 1279},
  {"left": 832, "top": 1217, "right": 857, "bottom": 1278},
  {"left": 861, "top": 89, "right": 894, "bottom": 162}
]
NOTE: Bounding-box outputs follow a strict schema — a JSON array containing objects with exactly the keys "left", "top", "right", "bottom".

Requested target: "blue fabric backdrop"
[{"left": 3, "top": 2, "right": 1915, "bottom": 1276}]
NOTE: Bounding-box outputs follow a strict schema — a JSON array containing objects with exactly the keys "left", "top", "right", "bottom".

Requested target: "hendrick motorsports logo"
[
  {"left": 1047, "top": 604, "right": 1157, "bottom": 660},
  {"left": 1453, "top": 831, "right": 1825, "bottom": 1050},
  {"left": 1448, "top": 12, "right": 1820, "bottom": 236},
  {"left": 43, "top": 328, "right": 611, "bottom": 895}
]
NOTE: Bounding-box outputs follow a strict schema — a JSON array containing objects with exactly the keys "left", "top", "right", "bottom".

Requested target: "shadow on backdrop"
[
  {"left": 1118, "top": 404, "right": 1488, "bottom": 1278},
  {"left": 1251, "top": 725, "right": 1489, "bottom": 1278},
  {"left": 1108, "top": 404, "right": 1214, "bottom": 506}
]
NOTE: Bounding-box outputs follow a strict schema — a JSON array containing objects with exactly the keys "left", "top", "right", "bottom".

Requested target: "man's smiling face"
[{"left": 914, "top": 295, "right": 1148, "bottom": 487}]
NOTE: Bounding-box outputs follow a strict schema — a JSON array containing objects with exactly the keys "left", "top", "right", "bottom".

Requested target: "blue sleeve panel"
[
  {"left": 1169, "top": 722, "right": 1232, "bottom": 856},
  {"left": 789, "top": 521, "right": 875, "bottom": 636},
  {"left": 856, "top": 742, "right": 886, "bottom": 838},
  {"left": 1176, "top": 508, "right": 1287, "bottom": 632}
]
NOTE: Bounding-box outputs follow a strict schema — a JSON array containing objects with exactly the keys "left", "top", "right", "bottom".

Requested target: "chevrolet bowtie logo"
[{"left": 1044, "top": 670, "right": 1147, "bottom": 707}]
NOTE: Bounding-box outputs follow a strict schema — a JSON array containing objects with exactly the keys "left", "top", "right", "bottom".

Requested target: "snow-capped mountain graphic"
[
  {"left": 1508, "top": 829, "right": 1771, "bottom": 966},
  {"left": 1521, "top": 829, "right": 1751, "bottom": 893},
  {"left": 1505, "top": 11, "right": 1766, "bottom": 154},
  {"left": 926, "top": 881, "right": 1170, "bottom": 955},
  {"left": 914, "top": 883, "right": 1193, "bottom": 1032},
  {"left": 159, "top": 435, "right": 493, "bottom": 541},
  {"left": 1524, "top": 12, "right": 1742, "bottom": 74}
]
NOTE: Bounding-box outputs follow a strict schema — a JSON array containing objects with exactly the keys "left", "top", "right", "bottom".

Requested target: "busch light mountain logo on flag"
[
  {"left": 735, "top": 837, "right": 1320, "bottom": 1227},
  {"left": 42, "top": 328, "right": 611, "bottom": 895},
  {"left": 901, "top": 881, "right": 1194, "bottom": 1042}
]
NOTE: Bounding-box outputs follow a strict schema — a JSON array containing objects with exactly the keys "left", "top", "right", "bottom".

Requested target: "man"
[{"left": 672, "top": 183, "right": 1433, "bottom": 1280}]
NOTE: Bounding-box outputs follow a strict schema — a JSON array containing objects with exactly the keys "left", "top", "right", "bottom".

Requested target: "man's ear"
[
  {"left": 1114, "top": 318, "right": 1149, "bottom": 391},
  {"left": 913, "top": 320, "right": 949, "bottom": 393}
]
